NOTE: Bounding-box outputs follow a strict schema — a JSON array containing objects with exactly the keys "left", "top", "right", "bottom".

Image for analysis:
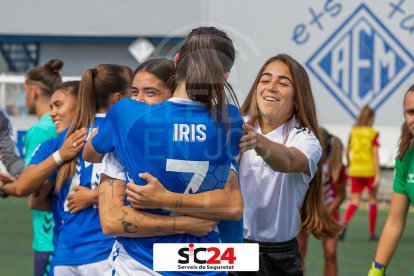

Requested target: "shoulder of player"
[
  {"left": 29, "top": 116, "right": 55, "bottom": 133},
  {"left": 226, "top": 104, "right": 243, "bottom": 125},
  {"left": 290, "top": 125, "right": 319, "bottom": 142},
  {"left": 54, "top": 130, "right": 68, "bottom": 145},
  {"left": 227, "top": 104, "right": 240, "bottom": 114},
  {"left": 25, "top": 124, "right": 49, "bottom": 140},
  {"left": 40, "top": 135, "right": 63, "bottom": 152},
  {"left": 108, "top": 98, "right": 151, "bottom": 119}
]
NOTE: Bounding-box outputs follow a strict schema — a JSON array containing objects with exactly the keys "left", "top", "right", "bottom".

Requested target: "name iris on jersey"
[{"left": 173, "top": 123, "right": 206, "bottom": 142}]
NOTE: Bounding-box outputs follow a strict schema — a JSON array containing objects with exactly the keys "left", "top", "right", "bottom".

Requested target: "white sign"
[
  {"left": 153, "top": 243, "right": 259, "bottom": 272},
  {"left": 128, "top": 38, "right": 155, "bottom": 63}
]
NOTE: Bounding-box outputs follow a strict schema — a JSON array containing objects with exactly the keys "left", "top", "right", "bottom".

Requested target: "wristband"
[
  {"left": 374, "top": 260, "right": 385, "bottom": 270},
  {"left": 53, "top": 150, "right": 64, "bottom": 165},
  {"left": 368, "top": 261, "right": 385, "bottom": 276}
]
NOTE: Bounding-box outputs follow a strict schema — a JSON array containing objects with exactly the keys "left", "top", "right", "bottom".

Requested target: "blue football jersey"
[
  {"left": 30, "top": 116, "right": 114, "bottom": 266},
  {"left": 92, "top": 98, "right": 243, "bottom": 274},
  {"left": 217, "top": 158, "right": 243, "bottom": 244}
]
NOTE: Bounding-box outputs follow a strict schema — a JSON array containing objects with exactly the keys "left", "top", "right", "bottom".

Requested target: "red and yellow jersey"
[{"left": 348, "top": 126, "right": 379, "bottom": 177}]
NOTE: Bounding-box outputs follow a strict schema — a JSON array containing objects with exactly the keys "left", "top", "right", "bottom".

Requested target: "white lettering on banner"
[
  {"left": 173, "top": 123, "right": 206, "bottom": 142},
  {"left": 153, "top": 243, "right": 259, "bottom": 272}
]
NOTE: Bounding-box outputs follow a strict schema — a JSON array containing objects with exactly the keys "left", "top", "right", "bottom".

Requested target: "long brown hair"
[
  {"left": 55, "top": 64, "right": 133, "bottom": 191},
  {"left": 354, "top": 105, "right": 375, "bottom": 126},
  {"left": 321, "top": 128, "right": 344, "bottom": 183},
  {"left": 25, "top": 59, "right": 64, "bottom": 97},
  {"left": 175, "top": 27, "right": 239, "bottom": 126},
  {"left": 398, "top": 85, "right": 414, "bottom": 160},
  {"left": 241, "top": 54, "right": 341, "bottom": 239}
]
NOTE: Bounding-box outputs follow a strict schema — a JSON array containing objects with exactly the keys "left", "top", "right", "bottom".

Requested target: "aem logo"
[{"left": 307, "top": 4, "right": 414, "bottom": 118}]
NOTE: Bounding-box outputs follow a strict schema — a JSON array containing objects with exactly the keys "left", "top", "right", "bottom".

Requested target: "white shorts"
[
  {"left": 109, "top": 240, "right": 161, "bottom": 276},
  {"left": 54, "top": 258, "right": 111, "bottom": 276}
]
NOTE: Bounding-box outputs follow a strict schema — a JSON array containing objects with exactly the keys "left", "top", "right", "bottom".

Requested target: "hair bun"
[{"left": 45, "top": 59, "right": 64, "bottom": 73}]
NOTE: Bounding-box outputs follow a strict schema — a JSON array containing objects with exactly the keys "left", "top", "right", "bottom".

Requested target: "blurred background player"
[
  {"left": 342, "top": 105, "right": 380, "bottom": 241},
  {"left": 0, "top": 107, "right": 24, "bottom": 180},
  {"left": 368, "top": 84, "right": 414, "bottom": 276},
  {"left": 297, "top": 127, "right": 347, "bottom": 276}
]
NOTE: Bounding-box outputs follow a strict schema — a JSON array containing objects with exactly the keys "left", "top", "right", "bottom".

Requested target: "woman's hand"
[
  {"left": 0, "top": 171, "right": 15, "bottom": 183},
  {"left": 240, "top": 124, "right": 261, "bottom": 153},
  {"left": 67, "top": 186, "right": 97, "bottom": 213},
  {"left": 60, "top": 128, "right": 87, "bottom": 161},
  {"left": 126, "top": 172, "right": 170, "bottom": 209}
]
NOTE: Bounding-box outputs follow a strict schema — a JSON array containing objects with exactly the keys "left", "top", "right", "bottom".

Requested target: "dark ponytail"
[{"left": 175, "top": 27, "right": 239, "bottom": 125}]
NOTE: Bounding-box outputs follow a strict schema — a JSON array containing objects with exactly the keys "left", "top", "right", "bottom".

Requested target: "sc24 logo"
[{"left": 178, "top": 243, "right": 236, "bottom": 264}]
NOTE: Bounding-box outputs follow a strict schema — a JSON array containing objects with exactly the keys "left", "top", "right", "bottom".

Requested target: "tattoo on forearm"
[
  {"left": 134, "top": 214, "right": 145, "bottom": 224},
  {"left": 117, "top": 209, "right": 128, "bottom": 221},
  {"left": 121, "top": 220, "right": 138, "bottom": 233},
  {"left": 150, "top": 216, "right": 175, "bottom": 234},
  {"left": 108, "top": 204, "right": 120, "bottom": 212},
  {"left": 173, "top": 197, "right": 183, "bottom": 210},
  {"left": 108, "top": 177, "right": 115, "bottom": 199},
  {"left": 117, "top": 208, "right": 139, "bottom": 233}
]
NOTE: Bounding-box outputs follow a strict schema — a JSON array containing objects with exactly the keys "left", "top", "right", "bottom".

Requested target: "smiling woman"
[
  {"left": 236, "top": 54, "right": 342, "bottom": 276},
  {"left": 255, "top": 60, "right": 295, "bottom": 134},
  {"left": 368, "top": 84, "right": 414, "bottom": 276},
  {"left": 50, "top": 81, "right": 79, "bottom": 134},
  {"left": 130, "top": 58, "right": 174, "bottom": 104},
  {"left": 6, "top": 64, "right": 133, "bottom": 276}
]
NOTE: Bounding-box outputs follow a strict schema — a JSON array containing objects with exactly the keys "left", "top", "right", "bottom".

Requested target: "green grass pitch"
[{"left": 1, "top": 198, "right": 413, "bottom": 275}]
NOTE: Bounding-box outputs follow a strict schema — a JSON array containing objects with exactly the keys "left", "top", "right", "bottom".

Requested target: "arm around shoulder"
[
  {"left": 99, "top": 174, "right": 217, "bottom": 237},
  {"left": 126, "top": 170, "right": 243, "bottom": 220}
]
